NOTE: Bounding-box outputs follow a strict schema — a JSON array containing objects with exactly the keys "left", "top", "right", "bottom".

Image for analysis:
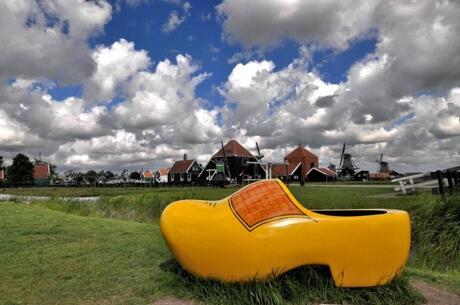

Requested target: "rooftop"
[{"left": 212, "top": 139, "right": 254, "bottom": 158}]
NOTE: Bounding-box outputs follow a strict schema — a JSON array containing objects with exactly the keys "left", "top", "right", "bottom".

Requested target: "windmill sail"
[
  {"left": 255, "top": 142, "right": 264, "bottom": 160},
  {"left": 339, "top": 143, "right": 346, "bottom": 168}
]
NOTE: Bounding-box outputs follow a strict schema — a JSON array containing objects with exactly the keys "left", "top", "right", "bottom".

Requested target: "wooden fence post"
[
  {"left": 436, "top": 170, "right": 444, "bottom": 196},
  {"left": 399, "top": 180, "right": 406, "bottom": 194},
  {"left": 447, "top": 171, "right": 454, "bottom": 194}
]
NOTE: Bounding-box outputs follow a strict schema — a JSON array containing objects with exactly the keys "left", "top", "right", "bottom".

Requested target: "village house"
[
  {"left": 141, "top": 170, "right": 154, "bottom": 182},
  {"left": 270, "top": 162, "right": 302, "bottom": 182},
  {"left": 0, "top": 169, "right": 4, "bottom": 182},
  {"left": 154, "top": 168, "right": 169, "bottom": 183},
  {"left": 169, "top": 155, "right": 202, "bottom": 184},
  {"left": 198, "top": 139, "right": 266, "bottom": 184},
  {"left": 33, "top": 161, "right": 51, "bottom": 186},
  {"left": 354, "top": 170, "right": 370, "bottom": 181},
  {"left": 306, "top": 167, "right": 337, "bottom": 182},
  {"left": 284, "top": 145, "right": 319, "bottom": 179},
  {"left": 369, "top": 172, "right": 391, "bottom": 181}
]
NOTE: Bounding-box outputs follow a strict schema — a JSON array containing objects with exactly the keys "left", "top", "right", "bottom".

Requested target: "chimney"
[{"left": 183, "top": 153, "right": 187, "bottom": 161}]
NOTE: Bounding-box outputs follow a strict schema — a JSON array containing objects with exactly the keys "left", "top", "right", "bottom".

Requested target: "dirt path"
[
  {"left": 152, "top": 297, "right": 201, "bottom": 305},
  {"left": 412, "top": 280, "right": 460, "bottom": 305}
]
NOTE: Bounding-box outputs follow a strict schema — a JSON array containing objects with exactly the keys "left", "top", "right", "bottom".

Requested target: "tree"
[
  {"left": 7, "top": 153, "right": 34, "bottom": 185},
  {"left": 104, "top": 170, "right": 115, "bottom": 180},
  {"left": 74, "top": 172, "right": 85, "bottom": 185},
  {"left": 85, "top": 170, "right": 98, "bottom": 184},
  {"left": 129, "top": 171, "right": 141, "bottom": 180}
]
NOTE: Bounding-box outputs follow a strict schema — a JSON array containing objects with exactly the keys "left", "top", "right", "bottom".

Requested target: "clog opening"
[{"left": 311, "top": 210, "right": 387, "bottom": 216}]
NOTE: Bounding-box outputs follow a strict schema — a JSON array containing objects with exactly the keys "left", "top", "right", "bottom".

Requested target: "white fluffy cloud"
[
  {"left": 84, "top": 39, "right": 150, "bottom": 103},
  {"left": 0, "top": 0, "right": 111, "bottom": 84},
  {"left": 113, "top": 54, "right": 221, "bottom": 143},
  {"left": 219, "top": 50, "right": 460, "bottom": 171},
  {"left": 0, "top": 81, "right": 108, "bottom": 141},
  {"left": 0, "top": 52, "right": 222, "bottom": 170}
]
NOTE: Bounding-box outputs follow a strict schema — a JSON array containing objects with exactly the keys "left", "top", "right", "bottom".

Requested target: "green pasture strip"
[
  {"left": 0, "top": 186, "right": 239, "bottom": 198},
  {"left": 0, "top": 202, "right": 168, "bottom": 305}
]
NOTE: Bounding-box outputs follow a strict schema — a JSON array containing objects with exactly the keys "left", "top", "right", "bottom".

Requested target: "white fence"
[{"left": 391, "top": 173, "right": 447, "bottom": 194}]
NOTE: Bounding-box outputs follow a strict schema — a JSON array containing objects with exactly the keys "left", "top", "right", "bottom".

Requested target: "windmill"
[
  {"left": 252, "top": 142, "right": 266, "bottom": 178},
  {"left": 376, "top": 153, "right": 390, "bottom": 173},
  {"left": 247, "top": 142, "right": 272, "bottom": 179},
  {"left": 337, "top": 143, "right": 359, "bottom": 180},
  {"left": 255, "top": 142, "right": 264, "bottom": 161}
]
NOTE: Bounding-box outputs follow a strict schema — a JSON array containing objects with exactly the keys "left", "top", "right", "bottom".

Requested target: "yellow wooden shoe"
[{"left": 160, "top": 179, "right": 410, "bottom": 287}]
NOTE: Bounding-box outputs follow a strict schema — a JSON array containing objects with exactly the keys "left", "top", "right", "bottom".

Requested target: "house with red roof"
[
  {"left": 306, "top": 167, "right": 337, "bottom": 182},
  {"left": 33, "top": 161, "right": 51, "bottom": 186},
  {"left": 198, "top": 140, "right": 266, "bottom": 184},
  {"left": 169, "top": 155, "right": 202, "bottom": 184},
  {"left": 271, "top": 162, "right": 302, "bottom": 181},
  {"left": 284, "top": 145, "right": 319, "bottom": 178},
  {"left": 141, "top": 170, "right": 154, "bottom": 182},
  {"left": 154, "top": 167, "right": 169, "bottom": 183}
]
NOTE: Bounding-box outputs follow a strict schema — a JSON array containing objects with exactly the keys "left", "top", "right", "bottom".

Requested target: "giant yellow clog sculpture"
[{"left": 160, "top": 179, "right": 410, "bottom": 287}]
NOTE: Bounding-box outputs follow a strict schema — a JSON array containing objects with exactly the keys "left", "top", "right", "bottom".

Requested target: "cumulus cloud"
[
  {"left": 0, "top": 0, "right": 111, "bottom": 84},
  {"left": 221, "top": 54, "right": 339, "bottom": 137},
  {"left": 219, "top": 49, "right": 460, "bottom": 172},
  {"left": 0, "top": 51, "right": 222, "bottom": 171},
  {"left": 217, "top": 0, "right": 378, "bottom": 50},
  {"left": 0, "top": 109, "right": 44, "bottom": 153},
  {"left": 113, "top": 54, "right": 221, "bottom": 143},
  {"left": 0, "top": 80, "right": 108, "bottom": 141},
  {"left": 84, "top": 39, "right": 150, "bottom": 103}
]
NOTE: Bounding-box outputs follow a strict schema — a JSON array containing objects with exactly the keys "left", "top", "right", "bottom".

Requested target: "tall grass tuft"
[{"left": 410, "top": 194, "right": 460, "bottom": 270}]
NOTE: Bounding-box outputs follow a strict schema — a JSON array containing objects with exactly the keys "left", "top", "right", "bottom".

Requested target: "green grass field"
[
  {"left": 0, "top": 185, "right": 458, "bottom": 305},
  {"left": 0, "top": 185, "right": 245, "bottom": 198}
]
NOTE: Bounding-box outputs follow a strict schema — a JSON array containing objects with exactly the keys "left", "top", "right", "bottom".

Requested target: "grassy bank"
[
  {"left": 0, "top": 202, "right": 423, "bottom": 305},
  {"left": 0, "top": 185, "right": 240, "bottom": 198},
  {"left": 27, "top": 185, "right": 424, "bottom": 223},
  {"left": 0, "top": 182, "right": 397, "bottom": 197}
]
